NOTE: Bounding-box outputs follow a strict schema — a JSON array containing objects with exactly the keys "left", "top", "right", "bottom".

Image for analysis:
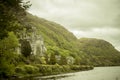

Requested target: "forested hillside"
[
  {"left": 78, "top": 38, "right": 120, "bottom": 66},
  {"left": 25, "top": 13, "right": 78, "bottom": 50},
  {"left": 0, "top": 0, "right": 120, "bottom": 78},
  {"left": 17, "top": 13, "right": 120, "bottom": 67}
]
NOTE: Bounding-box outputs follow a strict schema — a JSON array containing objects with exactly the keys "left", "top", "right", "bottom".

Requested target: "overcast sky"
[{"left": 27, "top": 0, "right": 120, "bottom": 51}]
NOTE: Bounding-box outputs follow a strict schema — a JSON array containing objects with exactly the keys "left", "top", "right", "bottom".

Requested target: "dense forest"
[{"left": 0, "top": 0, "right": 120, "bottom": 79}]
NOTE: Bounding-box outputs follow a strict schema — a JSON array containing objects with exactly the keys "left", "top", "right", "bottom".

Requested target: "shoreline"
[
  {"left": 2, "top": 65, "right": 120, "bottom": 80},
  {"left": 6, "top": 65, "right": 94, "bottom": 80}
]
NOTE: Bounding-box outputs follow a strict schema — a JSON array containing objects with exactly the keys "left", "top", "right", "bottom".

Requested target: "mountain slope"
[
  {"left": 21, "top": 13, "right": 80, "bottom": 59},
  {"left": 21, "top": 13, "right": 120, "bottom": 66},
  {"left": 78, "top": 38, "right": 120, "bottom": 66},
  {"left": 26, "top": 13, "right": 77, "bottom": 44}
]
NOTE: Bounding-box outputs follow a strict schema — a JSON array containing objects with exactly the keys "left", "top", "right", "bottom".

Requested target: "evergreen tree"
[{"left": 21, "top": 39, "right": 32, "bottom": 57}]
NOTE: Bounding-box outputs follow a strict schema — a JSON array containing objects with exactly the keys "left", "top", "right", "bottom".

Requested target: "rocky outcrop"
[{"left": 17, "top": 27, "right": 47, "bottom": 56}]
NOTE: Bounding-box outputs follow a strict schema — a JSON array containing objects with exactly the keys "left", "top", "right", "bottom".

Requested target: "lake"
[
  {"left": 57, "top": 66, "right": 120, "bottom": 80},
  {"left": 12, "top": 66, "right": 120, "bottom": 80}
]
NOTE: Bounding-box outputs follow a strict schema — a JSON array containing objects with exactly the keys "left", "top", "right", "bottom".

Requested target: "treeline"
[
  {"left": 15, "top": 64, "right": 93, "bottom": 77},
  {"left": 0, "top": 0, "right": 32, "bottom": 77}
]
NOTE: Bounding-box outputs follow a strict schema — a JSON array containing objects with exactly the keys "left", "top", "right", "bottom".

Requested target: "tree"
[
  {"left": 21, "top": 39, "right": 32, "bottom": 57},
  {"left": 0, "top": 0, "right": 31, "bottom": 39},
  {"left": 60, "top": 55, "right": 67, "bottom": 65},
  {"left": 74, "top": 56, "right": 80, "bottom": 65},
  {"left": 0, "top": 32, "right": 19, "bottom": 77},
  {"left": 59, "top": 50, "right": 69, "bottom": 65},
  {"left": 49, "top": 53, "right": 56, "bottom": 65}
]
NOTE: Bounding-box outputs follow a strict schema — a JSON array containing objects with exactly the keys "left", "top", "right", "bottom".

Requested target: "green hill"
[
  {"left": 21, "top": 13, "right": 120, "bottom": 66},
  {"left": 78, "top": 38, "right": 120, "bottom": 66},
  {"left": 23, "top": 13, "right": 80, "bottom": 57},
  {"left": 22, "top": 13, "right": 120, "bottom": 66}
]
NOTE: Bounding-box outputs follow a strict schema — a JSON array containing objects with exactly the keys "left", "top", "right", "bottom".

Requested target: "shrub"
[
  {"left": 35, "top": 64, "right": 52, "bottom": 75},
  {"left": 35, "top": 64, "right": 71, "bottom": 75},
  {"left": 70, "top": 65, "right": 93, "bottom": 71},
  {"left": 24, "top": 65, "right": 39, "bottom": 74},
  {"left": 62, "top": 65, "right": 71, "bottom": 72},
  {"left": 15, "top": 65, "right": 39, "bottom": 75},
  {"left": 15, "top": 66, "right": 25, "bottom": 74}
]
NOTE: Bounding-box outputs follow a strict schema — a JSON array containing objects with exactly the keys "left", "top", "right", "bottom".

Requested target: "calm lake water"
[
  {"left": 57, "top": 66, "right": 120, "bottom": 80},
  {"left": 13, "top": 66, "right": 120, "bottom": 80}
]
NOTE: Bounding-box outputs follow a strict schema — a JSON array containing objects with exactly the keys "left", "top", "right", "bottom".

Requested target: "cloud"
[
  {"left": 27, "top": 0, "right": 120, "bottom": 50},
  {"left": 28, "top": 0, "right": 120, "bottom": 29}
]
